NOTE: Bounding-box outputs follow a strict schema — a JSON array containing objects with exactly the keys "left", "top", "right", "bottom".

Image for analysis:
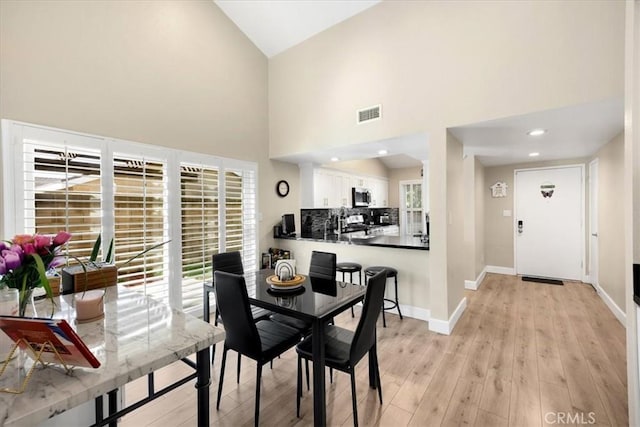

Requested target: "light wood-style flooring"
[{"left": 120, "top": 274, "right": 628, "bottom": 426}]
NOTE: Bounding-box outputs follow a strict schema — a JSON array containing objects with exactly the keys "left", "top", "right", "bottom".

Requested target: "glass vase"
[
  {"left": 0, "top": 288, "right": 19, "bottom": 362},
  {"left": 18, "top": 288, "right": 37, "bottom": 317}
]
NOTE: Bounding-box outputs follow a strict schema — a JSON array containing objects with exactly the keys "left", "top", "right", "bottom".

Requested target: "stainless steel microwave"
[{"left": 352, "top": 187, "right": 371, "bottom": 207}]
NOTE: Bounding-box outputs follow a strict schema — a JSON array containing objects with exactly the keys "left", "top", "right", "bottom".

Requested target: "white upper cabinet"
[
  {"left": 368, "top": 177, "right": 389, "bottom": 207},
  {"left": 299, "top": 164, "right": 388, "bottom": 209}
]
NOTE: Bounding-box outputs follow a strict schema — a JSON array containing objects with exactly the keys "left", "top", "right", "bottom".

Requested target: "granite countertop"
[
  {"left": 0, "top": 287, "right": 225, "bottom": 427},
  {"left": 277, "top": 232, "right": 429, "bottom": 250}
]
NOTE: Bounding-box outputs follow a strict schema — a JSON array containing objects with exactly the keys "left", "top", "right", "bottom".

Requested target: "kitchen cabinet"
[
  {"left": 368, "top": 178, "right": 388, "bottom": 208},
  {"left": 299, "top": 164, "right": 389, "bottom": 209},
  {"left": 313, "top": 168, "right": 351, "bottom": 208}
]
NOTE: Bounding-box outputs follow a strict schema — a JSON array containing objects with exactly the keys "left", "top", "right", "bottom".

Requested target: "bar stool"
[
  {"left": 364, "top": 266, "right": 403, "bottom": 327},
  {"left": 336, "top": 262, "right": 362, "bottom": 317}
]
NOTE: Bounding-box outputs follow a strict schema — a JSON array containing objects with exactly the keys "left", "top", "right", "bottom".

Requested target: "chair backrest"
[
  {"left": 350, "top": 269, "right": 386, "bottom": 364},
  {"left": 212, "top": 251, "right": 244, "bottom": 279},
  {"left": 309, "top": 251, "right": 336, "bottom": 281},
  {"left": 214, "top": 270, "right": 261, "bottom": 358}
]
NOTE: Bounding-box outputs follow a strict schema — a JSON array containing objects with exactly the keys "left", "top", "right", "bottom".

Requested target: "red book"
[{"left": 0, "top": 316, "right": 100, "bottom": 368}]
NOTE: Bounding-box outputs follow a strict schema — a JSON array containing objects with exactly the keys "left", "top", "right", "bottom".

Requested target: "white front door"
[
  {"left": 515, "top": 165, "right": 584, "bottom": 280},
  {"left": 589, "top": 159, "right": 599, "bottom": 286}
]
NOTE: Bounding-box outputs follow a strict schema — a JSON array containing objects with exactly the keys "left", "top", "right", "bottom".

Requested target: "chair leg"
[
  {"left": 212, "top": 307, "right": 220, "bottom": 365},
  {"left": 305, "top": 359, "right": 310, "bottom": 391},
  {"left": 395, "top": 276, "right": 403, "bottom": 320},
  {"left": 350, "top": 369, "right": 359, "bottom": 427},
  {"left": 216, "top": 347, "right": 228, "bottom": 410},
  {"left": 350, "top": 271, "right": 355, "bottom": 318},
  {"left": 373, "top": 350, "right": 383, "bottom": 405},
  {"left": 382, "top": 306, "right": 387, "bottom": 328},
  {"left": 296, "top": 355, "right": 302, "bottom": 418},
  {"left": 255, "top": 363, "right": 263, "bottom": 427},
  {"left": 237, "top": 353, "right": 242, "bottom": 383}
]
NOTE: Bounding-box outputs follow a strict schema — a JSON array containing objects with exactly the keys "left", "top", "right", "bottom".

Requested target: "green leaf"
[
  {"left": 105, "top": 238, "right": 114, "bottom": 264},
  {"left": 90, "top": 234, "right": 102, "bottom": 263},
  {"left": 33, "top": 253, "right": 57, "bottom": 317},
  {"left": 120, "top": 240, "right": 170, "bottom": 266}
]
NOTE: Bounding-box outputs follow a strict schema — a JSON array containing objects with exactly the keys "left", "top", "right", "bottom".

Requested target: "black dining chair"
[
  {"left": 295, "top": 269, "right": 386, "bottom": 427},
  {"left": 271, "top": 250, "right": 336, "bottom": 333},
  {"left": 214, "top": 270, "right": 301, "bottom": 427},
  {"left": 270, "top": 251, "right": 337, "bottom": 389},
  {"left": 212, "top": 251, "right": 272, "bottom": 324},
  {"left": 209, "top": 251, "right": 272, "bottom": 377}
]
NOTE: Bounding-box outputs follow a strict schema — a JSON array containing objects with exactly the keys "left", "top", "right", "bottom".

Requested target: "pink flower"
[
  {"left": 0, "top": 242, "right": 7, "bottom": 252},
  {"left": 52, "top": 231, "right": 72, "bottom": 246},
  {"left": 22, "top": 243, "right": 36, "bottom": 255},
  {"left": 1, "top": 250, "right": 22, "bottom": 270},
  {"left": 0, "top": 257, "right": 6, "bottom": 275},
  {"left": 34, "top": 234, "right": 52, "bottom": 250}
]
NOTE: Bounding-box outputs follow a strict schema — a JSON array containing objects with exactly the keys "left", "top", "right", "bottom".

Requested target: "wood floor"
[{"left": 119, "top": 274, "right": 628, "bottom": 426}]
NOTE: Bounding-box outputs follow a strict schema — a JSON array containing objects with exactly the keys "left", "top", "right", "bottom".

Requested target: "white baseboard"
[
  {"left": 593, "top": 282, "right": 626, "bottom": 327},
  {"left": 428, "top": 297, "right": 467, "bottom": 335},
  {"left": 485, "top": 265, "right": 516, "bottom": 275},
  {"left": 465, "top": 267, "right": 487, "bottom": 290},
  {"left": 398, "top": 304, "right": 430, "bottom": 321},
  {"left": 353, "top": 302, "right": 430, "bottom": 322}
]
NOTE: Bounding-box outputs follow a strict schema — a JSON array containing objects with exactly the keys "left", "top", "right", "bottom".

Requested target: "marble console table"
[{"left": 0, "top": 287, "right": 224, "bottom": 427}]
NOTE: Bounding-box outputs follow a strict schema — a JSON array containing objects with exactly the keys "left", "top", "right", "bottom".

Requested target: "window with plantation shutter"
[
  {"left": 2, "top": 120, "right": 258, "bottom": 316},
  {"left": 19, "top": 132, "right": 103, "bottom": 261},
  {"left": 223, "top": 168, "right": 257, "bottom": 272},
  {"left": 113, "top": 155, "right": 169, "bottom": 305},
  {"left": 180, "top": 165, "right": 219, "bottom": 311}
]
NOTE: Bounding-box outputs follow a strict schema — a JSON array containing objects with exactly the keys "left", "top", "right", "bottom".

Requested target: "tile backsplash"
[{"left": 300, "top": 207, "right": 399, "bottom": 237}]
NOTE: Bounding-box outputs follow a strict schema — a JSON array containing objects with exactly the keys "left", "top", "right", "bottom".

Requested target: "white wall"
[
  {"left": 388, "top": 166, "right": 422, "bottom": 209},
  {"left": 625, "top": 1, "right": 640, "bottom": 424},
  {"left": 463, "top": 156, "right": 485, "bottom": 284},
  {"left": 0, "top": 0, "right": 298, "bottom": 252},
  {"left": 595, "top": 133, "right": 625, "bottom": 313},
  {"left": 474, "top": 158, "right": 486, "bottom": 278},
  {"left": 268, "top": 0, "right": 624, "bottom": 323}
]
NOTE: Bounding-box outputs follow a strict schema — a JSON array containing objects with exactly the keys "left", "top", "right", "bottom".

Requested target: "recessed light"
[
  {"left": 529, "top": 152, "right": 540, "bottom": 157},
  {"left": 330, "top": 157, "right": 339, "bottom": 162},
  {"left": 527, "top": 129, "right": 546, "bottom": 136},
  {"left": 378, "top": 149, "right": 388, "bottom": 155}
]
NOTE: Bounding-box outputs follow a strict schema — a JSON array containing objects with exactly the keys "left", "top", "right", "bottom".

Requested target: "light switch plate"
[{"left": 503, "top": 210, "right": 512, "bottom": 217}]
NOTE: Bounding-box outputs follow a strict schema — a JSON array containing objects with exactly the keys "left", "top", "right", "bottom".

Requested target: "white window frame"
[
  {"left": 1, "top": 119, "right": 259, "bottom": 316},
  {"left": 399, "top": 179, "right": 424, "bottom": 236}
]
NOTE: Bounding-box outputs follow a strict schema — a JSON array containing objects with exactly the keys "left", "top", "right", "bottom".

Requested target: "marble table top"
[{"left": 0, "top": 287, "right": 224, "bottom": 427}]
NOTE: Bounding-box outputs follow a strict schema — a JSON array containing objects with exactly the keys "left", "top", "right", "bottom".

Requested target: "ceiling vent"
[{"left": 357, "top": 104, "right": 382, "bottom": 124}]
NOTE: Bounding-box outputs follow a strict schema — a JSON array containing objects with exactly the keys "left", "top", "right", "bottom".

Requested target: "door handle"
[
  {"left": 517, "top": 220, "right": 523, "bottom": 234},
  {"left": 591, "top": 233, "right": 598, "bottom": 237}
]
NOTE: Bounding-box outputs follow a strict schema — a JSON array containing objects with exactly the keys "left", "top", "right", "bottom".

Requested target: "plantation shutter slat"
[
  {"left": 180, "top": 165, "right": 219, "bottom": 311},
  {"left": 113, "top": 155, "right": 169, "bottom": 304},
  {"left": 8, "top": 121, "right": 257, "bottom": 316},
  {"left": 224, "top": 168, "right": 257, "bottom": 272},
  {"left": 22, "top": 140, "right": 102, "bottom": 260}
]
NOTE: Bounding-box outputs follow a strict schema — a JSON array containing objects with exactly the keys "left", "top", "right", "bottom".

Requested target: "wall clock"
[{"left": 276, "top": 180, "right": 290, "bottom": 197}]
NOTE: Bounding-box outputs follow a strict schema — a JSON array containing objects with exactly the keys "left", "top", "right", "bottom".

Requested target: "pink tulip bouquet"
[{"left": 0, "top": 231, "right": 72, "bottom": 316}]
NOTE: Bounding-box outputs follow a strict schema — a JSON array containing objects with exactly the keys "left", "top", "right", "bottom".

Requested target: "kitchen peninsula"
[
  {"left": 277, "top": 232, "right": 428, "bottom": 250},
  {"left": 273, "top": 211, "right": 430, "bottom": 321}
]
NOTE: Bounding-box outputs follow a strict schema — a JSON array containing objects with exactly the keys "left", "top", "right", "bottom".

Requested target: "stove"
[{"left": 344, "top": 215, "right": 368, "bottom": 232}]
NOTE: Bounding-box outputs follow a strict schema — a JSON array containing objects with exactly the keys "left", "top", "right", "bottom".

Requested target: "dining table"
[
  {"left": 244, "top": 269, "right": 373, "bottom": 427},
  {"left": 0, "top": 287, "right": 224, "bottom": 427}
]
